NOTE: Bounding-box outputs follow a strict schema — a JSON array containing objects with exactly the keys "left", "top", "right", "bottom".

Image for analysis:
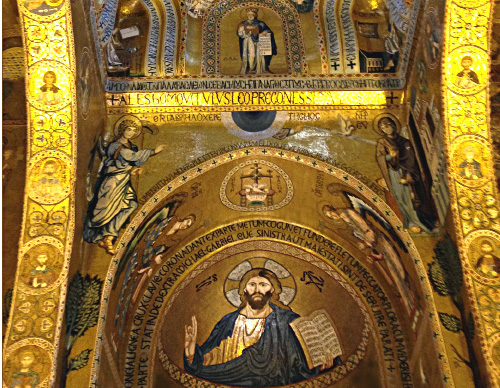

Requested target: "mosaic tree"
[
  {"left": 428, "top": 234, "right": 484, "bottom": 387},
  {"left": 61, "top": 272, "right": 103, "bottom": 388}
]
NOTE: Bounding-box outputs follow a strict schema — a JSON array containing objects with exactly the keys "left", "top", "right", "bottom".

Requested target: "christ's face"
[
  {"left": 245, "top": 276, "right": 273, "bottom": 296},
  {"left": 243, "top": 276, "right": 274, "bottom": 309}
]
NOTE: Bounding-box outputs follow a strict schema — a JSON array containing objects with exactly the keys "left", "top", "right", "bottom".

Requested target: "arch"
[
  {"left": 339, "top": 0, "right": 360, "bottom": 73},
  {"left": 201, "top": 0, "right": 307, "bottom": 75},
  {"left": 324, "top": 0, "right": 342, "bottom": 73},
  {"left": 141, "top": 0, "right": 162, "bottom": 76},
  {"left": 162, "top": 0, "right": 178, "bottom": 76},
  {"left": 89, "top": 144, "right": 453, "bottom": 387},
  {"left": 97, "top": 0, "right": 161, "bottom": 76}
]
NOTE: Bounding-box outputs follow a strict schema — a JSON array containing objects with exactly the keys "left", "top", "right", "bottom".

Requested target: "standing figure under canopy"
[{"left": 237, "top": 8, "right": 277, "bottom": 75}]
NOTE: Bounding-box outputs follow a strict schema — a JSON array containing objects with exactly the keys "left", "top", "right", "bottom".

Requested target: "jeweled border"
[
  {"left": 443, "top": 0, "right": 500, "bottom": 385},
  {"left": 2, "top": 1, "right": 77, "bottom": 387}
]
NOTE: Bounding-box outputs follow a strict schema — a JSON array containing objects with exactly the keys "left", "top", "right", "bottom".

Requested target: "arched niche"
[
  {"left": 104, "top": 0, "right": 154, "bottom": 77},
  {"left": 103, "top": 0, "right": 178, "bottom": 77},
  {"left": 201, "top": 0, "right": 307, "bottom": 75},
  {"left": 91, "top": 145, "right": 448, "bottom": 388},
  {"left": 323, "top": 0, "right": 412, "bottom": 74}
]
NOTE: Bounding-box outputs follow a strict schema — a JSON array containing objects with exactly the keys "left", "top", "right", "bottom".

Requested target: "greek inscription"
[
  {"left": 195, "top": 274, "right": 218, "bottom": 292},
  {"left": 300, "top": 271, "right": 325, "bottom": 292}
]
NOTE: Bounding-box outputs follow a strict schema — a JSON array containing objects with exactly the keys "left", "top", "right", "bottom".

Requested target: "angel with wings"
[{"left": 83, "top": 116, "right": 167, "bottom": 255}]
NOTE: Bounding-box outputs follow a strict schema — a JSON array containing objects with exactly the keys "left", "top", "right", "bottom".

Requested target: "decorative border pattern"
[
  {"left": 2, "top": 0, "right": 77, "bottom": 386},
  {"left": 201, "top": 0, "right": 306, "bottom": 75},
  {"left": 324, "top": 0, "right": 341, "bottom": 74},
  {"left": 162, "top": 0, "right": 177, "bottom": 76},
  {"left": 339, "top": 0, "right": 359, "bottom": 73},
  {"left": 443, "top": 0, "right": 500, "bottom": 385},
  {"left": 89, "top": 145, "right": 454, "bottom": 387},
  {"left": 312, "top": 0, "right": 329, "bottom": 74}
]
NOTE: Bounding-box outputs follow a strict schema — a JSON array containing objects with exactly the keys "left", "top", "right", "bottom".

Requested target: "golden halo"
[
  {"left": 45, "top": 0, "right": 63, "bottom": 7},
  {"left": 372, "top": 113, "right": 401, "bottom": 136},
  {"left": 478, "top": 238, "right": 495, "bottom": 251},
  {"left": 224, "top": 257, "right": 296, "bottom": 308},
  {"left": 113, "top": 115, "right": 143, "bottom": 139}
]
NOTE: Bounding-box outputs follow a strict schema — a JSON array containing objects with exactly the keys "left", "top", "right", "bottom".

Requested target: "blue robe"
[
  {"left": 238, "top": 20, "right": 277, "bottom": 71},
  {"left": 83, "top": 141, "right": 154, "bottom": 244},
  {"left": 184, "top": 304, "right": 341, "bottom": 386}
]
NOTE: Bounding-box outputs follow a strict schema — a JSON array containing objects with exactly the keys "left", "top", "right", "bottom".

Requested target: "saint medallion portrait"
[
  {"left": 28, "top": 156, "right": 70, "bottom": 205},
  {"left": 452, "top": 140, "right": 489, "bottom": 187},
  {"left": 446, "top": 46, "right": 488, "bottom": 96},
  {"left": 220, "top": 159, "right": 294, "bottom": 212},
  {"left": 28, "top": 61, "right": 72, "bottom": 111}
]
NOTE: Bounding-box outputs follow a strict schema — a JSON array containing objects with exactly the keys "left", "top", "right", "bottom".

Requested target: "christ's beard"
[{"left": 244, "top": 290, "right": 273, "bottom": 310}]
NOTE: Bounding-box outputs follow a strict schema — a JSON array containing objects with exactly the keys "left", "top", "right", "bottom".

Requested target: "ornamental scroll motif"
[
  {"left": 2, "top": 0, "right": 77, "bottom": 386},
  {"left": 443, "top": 0, "right": 500, "bottom": 385}
]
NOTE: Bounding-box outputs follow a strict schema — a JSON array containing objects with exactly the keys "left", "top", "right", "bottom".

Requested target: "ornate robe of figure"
[
  {"left": 184, "top": 304, "right": 340, "bottom": 386},
  {"left": 459, "top": 159, "right": 482, "bottom": 179},
  {"left": 376, "top": 134, "right": 435, "bottom": 232},
  {"left": 237, "top": 20, "right": 277, "bottom": 75},
  {"left": 107, "top": 37, "right": 123, "bottom": 68},
  {"left": 30, "top": 266, "right": 56, "bottom": 288},
  {"left": 37, "top": 85, "right": 61, "bottom": 105},
  {"left": 114, "top": 199, "right": 185, "bottom": 286},
  {"left": 10, "top": 370, "right": 39, "bottom": 387},
  {"left": 455, "top": 69, "right": 479, "bottom": 88},
  {"left": 35, "top": 175, "right": 62, "bottom": 197},
  {"left": 83, "top": 141, "right": 154, "bottom": 244}
]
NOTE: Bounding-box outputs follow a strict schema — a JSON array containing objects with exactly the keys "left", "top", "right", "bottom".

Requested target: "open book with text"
[{"left": 290, "top": 309, "right": 343, "bottom": 369}]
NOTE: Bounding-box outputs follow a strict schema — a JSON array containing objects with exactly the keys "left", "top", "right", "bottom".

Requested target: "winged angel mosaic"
[{"left": 83, "top": 115, "right": 167, "bottom": 255}]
